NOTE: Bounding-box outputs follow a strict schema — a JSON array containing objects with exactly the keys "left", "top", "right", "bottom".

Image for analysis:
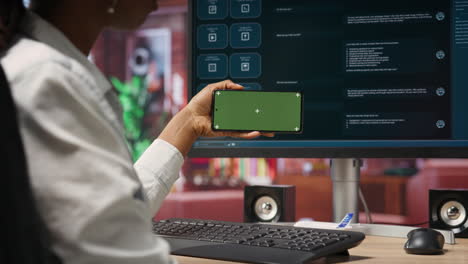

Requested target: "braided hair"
[{"left": 0, "top": 0, "right": 25, "bottom": 51}]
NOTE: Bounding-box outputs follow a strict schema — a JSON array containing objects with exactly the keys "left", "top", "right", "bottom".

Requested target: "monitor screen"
[{"left": 188, "top": 0, "right": 468, "bottom": 158}]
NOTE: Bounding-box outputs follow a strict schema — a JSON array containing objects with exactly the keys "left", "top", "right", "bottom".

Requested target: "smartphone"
[{"left": 212, "top": 90, "right": 303, "bottom": 133}]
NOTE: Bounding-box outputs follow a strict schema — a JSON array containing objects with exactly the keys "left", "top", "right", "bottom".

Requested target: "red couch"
[{"left": 154, "top": 190, "right": 244, "bottom": 222}]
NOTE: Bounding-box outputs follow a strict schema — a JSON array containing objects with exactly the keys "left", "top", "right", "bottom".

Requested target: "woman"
[{"left": 0, "top": 0, "right": 271, "bottom": 263}]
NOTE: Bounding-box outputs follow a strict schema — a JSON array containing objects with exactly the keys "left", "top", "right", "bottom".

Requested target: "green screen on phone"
[{"left": 212, "top": 90, "right": 303, "bottom": 132}]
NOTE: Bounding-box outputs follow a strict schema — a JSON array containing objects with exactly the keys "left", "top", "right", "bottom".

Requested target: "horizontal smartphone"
[{"left": 212, "top": 90, "right": 303, "bottom": 133}]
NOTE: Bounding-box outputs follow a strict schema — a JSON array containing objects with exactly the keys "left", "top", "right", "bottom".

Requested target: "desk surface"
[{"left": 174, "top": 236, "right": 468, "bottom": 264}]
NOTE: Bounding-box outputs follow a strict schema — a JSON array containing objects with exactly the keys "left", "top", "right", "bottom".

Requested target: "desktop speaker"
[
  {"left": 429, "top": 189, "right": 468, "bottom": 238},
  {"left": 244, "top": 185, "right": 295, "bottom": 223}
]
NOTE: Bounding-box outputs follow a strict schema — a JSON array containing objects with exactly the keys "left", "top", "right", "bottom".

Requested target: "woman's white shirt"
[{"left": 1, "top": 12, "right": 183, "bottom": 264}]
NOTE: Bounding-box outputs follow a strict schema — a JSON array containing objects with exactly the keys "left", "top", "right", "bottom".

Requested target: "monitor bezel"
[
  {"left": 188, "top": 146, "right": 468, "bottom": 158},
  {"left": 187, "top": 1, "right": 468, "bottom": 158}
]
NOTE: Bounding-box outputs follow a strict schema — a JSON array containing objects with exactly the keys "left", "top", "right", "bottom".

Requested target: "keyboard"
[{"left": 153, "top": 218, "right": 365, "bottom": 264}]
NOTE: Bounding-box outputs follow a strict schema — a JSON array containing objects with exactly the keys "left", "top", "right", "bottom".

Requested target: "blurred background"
[{"left": 90, "top": 0, "right": 468, "bottom": 226}]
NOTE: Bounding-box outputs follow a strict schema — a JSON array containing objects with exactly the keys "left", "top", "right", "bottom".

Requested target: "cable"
[{"left": 359, "top": 187, "right": 373, "bottom": 224}]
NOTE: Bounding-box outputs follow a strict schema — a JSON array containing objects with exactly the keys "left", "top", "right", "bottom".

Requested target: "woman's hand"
[
  {"left": 159, "top": 80, "right": 273, "bottom": 156},
  {"left": 186, "top": 80, "right": 274, "bottom": 139}
]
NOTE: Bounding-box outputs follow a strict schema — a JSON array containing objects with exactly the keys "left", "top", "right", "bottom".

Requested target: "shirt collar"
[{"left": 19, "top": 11, "right": 112, "bottom": 97}]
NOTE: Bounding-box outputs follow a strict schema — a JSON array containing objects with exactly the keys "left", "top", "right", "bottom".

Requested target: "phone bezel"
[{"left": 210, "top": 89, "right": 304, "bottom": 133}]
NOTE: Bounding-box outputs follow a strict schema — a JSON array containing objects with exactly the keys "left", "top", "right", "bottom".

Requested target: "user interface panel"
[{"left": 190, "top": 0, "right": 468, "bottom": 151}]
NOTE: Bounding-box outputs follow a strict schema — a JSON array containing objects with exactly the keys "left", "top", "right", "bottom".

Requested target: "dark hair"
[{"left": 0, "top": 0, "right": 25, "bottom": 51}]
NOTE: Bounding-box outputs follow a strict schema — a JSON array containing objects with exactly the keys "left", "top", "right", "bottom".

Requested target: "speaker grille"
[
  {"left": 254, "top": 196, "right": 279, "bottom": 221},
  {"left": 429, "top": 189, "right": 468, "bottom": 238}
]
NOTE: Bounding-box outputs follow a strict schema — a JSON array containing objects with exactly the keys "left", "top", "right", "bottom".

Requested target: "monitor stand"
[{"left": 330, "top": 159, "right": 362, "bottom": 223}]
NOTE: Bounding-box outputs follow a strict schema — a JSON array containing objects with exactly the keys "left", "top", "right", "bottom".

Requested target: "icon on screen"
[
  {"left": 436, "top": 120, "right": 446, "bottom": 129},
  {"left": 436, "top": 87, "right": 446, "bottom": 97},
  {"left": 208, "top": 33, "right": 217, "bottom": 42},
  {"left": 435, "top": 12, "right": 445, "bottom": 21},
  {"left": 208, "top": 5, "right": 217, "bottom": 15},
  {"left": 241, "top": 4, "right": 250, "bottom": 13},
  {"left": 436, "top": 50, "right": 446, "bottom": 60},
  {"left": 241, "top": 62, "right": 250, "bottom": 72},
  {"left": 208, "top": 63, "right": 217, "bottom": 72},
  {"left": 241, "top": 32, "right": 250, "bottom": 41}
]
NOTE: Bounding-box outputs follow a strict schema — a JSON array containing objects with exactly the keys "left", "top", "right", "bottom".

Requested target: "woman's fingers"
[
  {"left": 225, "top": 131, "right": 275, "bottom": 139},
  {"left": 261, "top": 133, "right": 275, "bottom": 138},
  {"left": 207, "top": 80, "right": 243, "bottom": 92},
  {"left": 234, "top": 131, "right": 261, "bottom": 139},
  {"left": 212, "top": 131, "right": 273, "bottom": 139}
]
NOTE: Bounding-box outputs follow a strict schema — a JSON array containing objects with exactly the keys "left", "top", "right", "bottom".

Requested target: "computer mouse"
[{"left": 404, "top": 228, "right": 445, "bottom": 255}]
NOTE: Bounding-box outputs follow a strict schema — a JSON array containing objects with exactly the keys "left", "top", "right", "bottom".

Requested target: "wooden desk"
[{"left": 174, "top": 236, "right": 468, "bottom": 264}]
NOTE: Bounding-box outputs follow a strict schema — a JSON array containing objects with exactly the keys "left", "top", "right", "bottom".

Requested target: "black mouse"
[{"left": 404, "top": 228, "right": 445, "bottom": 255}]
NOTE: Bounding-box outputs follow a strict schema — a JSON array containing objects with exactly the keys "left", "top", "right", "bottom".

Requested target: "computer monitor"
[
  {"left": 189, "top": 0, "right": 468, "bottom": 159},
  {"left": 188, "top": 0, "right": 468, "bottom": 221}
]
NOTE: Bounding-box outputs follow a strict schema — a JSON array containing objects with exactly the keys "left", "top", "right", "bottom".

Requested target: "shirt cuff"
[
  {"left": 134, "top": 139, "right": 185, "bottom": 215},
  {"left": 135, "top": 138, "right": 184, "bottom": 176}
]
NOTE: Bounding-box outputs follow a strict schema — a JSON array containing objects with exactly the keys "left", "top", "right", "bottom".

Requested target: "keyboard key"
[
  {"left": 323, "top": 238, "right": 340, "bottom": 246},
  {"left": 309, "top": 243, "right": 326, "bottom": 250},
  {"left": 339, "top": 234, "right": 350, "bottom": 240},
  {"left": 223, "top": 238, "right": 245, "bottom": 244}
]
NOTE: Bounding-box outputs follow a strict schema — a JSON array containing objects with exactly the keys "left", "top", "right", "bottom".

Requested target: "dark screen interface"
[{"left": 191, "top": 0, "right": 468, "bottom": 148}]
